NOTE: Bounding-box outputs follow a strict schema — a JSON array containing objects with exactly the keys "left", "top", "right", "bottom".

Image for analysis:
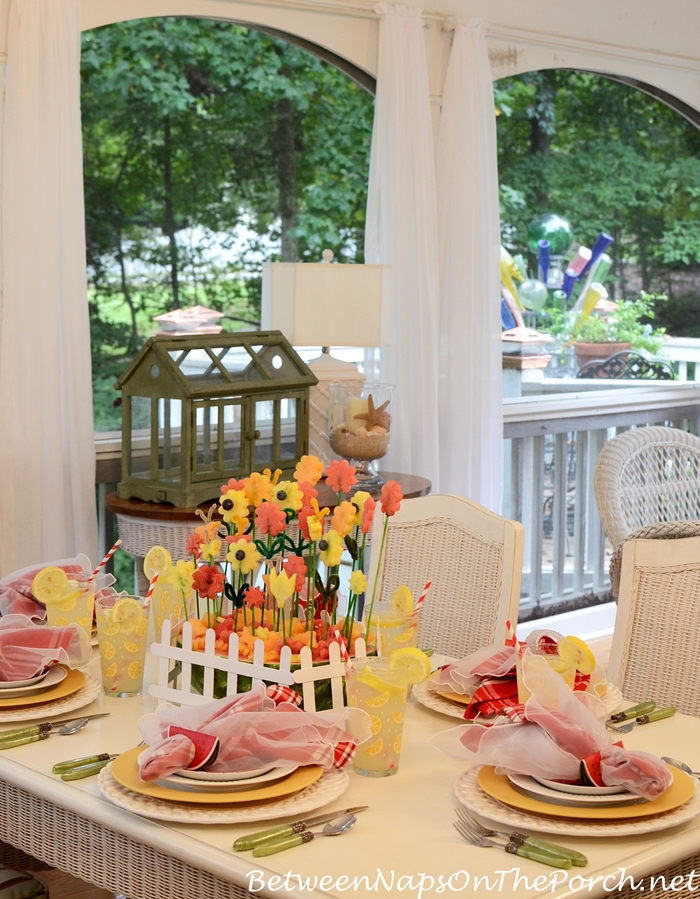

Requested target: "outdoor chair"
[
  {"left": 577, "top": 350, "right": 675, "bottom": 380},
  {"left": 608, "top": 534, "right": 700, "bottom": 716},
  {"left": 366, "top": 494, "right": 524, "bottom": 658},
  {"left": 593, "top": 426, "right": 700, "bottom": 548},
  {"left": 608, "top": 520, "right": 700, "bottom": 600}
]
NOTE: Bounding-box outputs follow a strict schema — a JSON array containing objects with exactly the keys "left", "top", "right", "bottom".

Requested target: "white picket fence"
[{"left": 149, "top": 618, "right": 366, "bottom": 713}]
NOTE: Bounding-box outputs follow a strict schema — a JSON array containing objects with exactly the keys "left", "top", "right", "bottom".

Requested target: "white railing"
[{"left": 664, "top": 337, "right": 700, "bottom": 382}]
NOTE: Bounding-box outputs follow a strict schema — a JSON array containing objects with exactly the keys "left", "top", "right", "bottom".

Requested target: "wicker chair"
[
  {"left": 366, "top": 494, "right": 524, "bottom": 658},
  {"left": 593, "top": 426, "right": 700, "bottom": 548},
  {"left": 608, "top": 520, "right": 700, "bottom": 600},
  {"left": 608, "top": 534, "right": 700, "bottom": 716}
]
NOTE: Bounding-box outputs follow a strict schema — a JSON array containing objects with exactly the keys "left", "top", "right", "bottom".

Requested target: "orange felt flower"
[
  {"left": 361, "top": 496, "right": 377, "bottom": 534},
  {"left": 380, "top": 480, "right": 403, "bottom": 516},
  {"left": 243, "top": 471, "right": 273, "bottom": 507},
  {"left": 331, "top": 501, "right": 356, "bottom": 538},
  {"left": 256, "top": 501, "right": 287, "bottom": 536},
  {"left": 283, "top": 555, "right": 307, "bottom": 584},
  {"left": 195, "top": 521, "right": 222, "bottom": 542},
  {"left": 244, "top": 586, "right": 266, "bottom": 608},
  {"left": 294, "top": 455, "right": 324, "bottom": 486},
  {"left": 325, "top": 459, "right": 357, "bottom": 494}
]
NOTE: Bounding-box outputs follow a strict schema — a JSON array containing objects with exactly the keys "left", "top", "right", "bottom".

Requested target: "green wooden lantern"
[{"left": 115, "top": 331, "right": 317, "bottom": 507}]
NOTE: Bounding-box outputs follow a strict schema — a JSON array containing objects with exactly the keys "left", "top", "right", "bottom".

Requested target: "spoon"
[
  {"left": 661, "top": 757, "right": 700, "bottom": 777},
  {"left": 0, "top": 717, "right": 93, "bottom": 749},
  {"left": 253, "top": 814, "right": 357, "bottom": 857}
]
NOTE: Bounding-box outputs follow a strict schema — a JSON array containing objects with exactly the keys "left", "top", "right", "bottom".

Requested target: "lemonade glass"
[
  {"left": 45, "top": 579, "right": 95, "bottom": 643},
  {"left": 151, "top": 578, "right": 187, "bottom": 638},
  {"left": 345, "top": 657, "right": 408, "bottom": 777},
  {"left": 367, "top": 602, "right": 418, "bottom": 656},
  {"left": 96, "top": 595, "right": 149, "bottom": 697}
]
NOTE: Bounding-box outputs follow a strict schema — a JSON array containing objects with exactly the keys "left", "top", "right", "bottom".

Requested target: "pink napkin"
[
  {"left": 137, "top": 684, "right": 370, "bottom": 782},
  {"left": 0, "top": 554, "right": 116, "bottom": 618},
  {"left": 0, "top": 614, "right": 91, "bottom": 681}
]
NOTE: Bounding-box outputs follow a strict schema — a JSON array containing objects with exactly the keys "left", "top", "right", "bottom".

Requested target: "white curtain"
[
  {"left": 365, "top": 4, "right": 441, "bottom": 490},
  {"left": 437, "top": 19, "right": 503, "bottom": 512},
  {"left": 0, "top": 0, "right": 97, "bottom": 574}
]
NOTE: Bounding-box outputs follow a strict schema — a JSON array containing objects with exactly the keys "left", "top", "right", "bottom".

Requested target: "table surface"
[
  {"left": 0, "top": 654, "right": 698, "bottom": 899},
  {"left": 106, "top": 472, "right": 432, "bottom": 522}
]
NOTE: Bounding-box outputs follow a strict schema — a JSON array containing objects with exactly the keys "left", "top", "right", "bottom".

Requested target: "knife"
[
  {"left": 233, "top": 806, "right": 369, "bottom": 851},
  {"left": 606, "top": 701, "right": 656, "bottom": 726},
  {"left": 0, "top": 713, "right": 110, "bottom": 744},
  {"left": 608, "top": 707, "right": 676, "bottom": 734}
]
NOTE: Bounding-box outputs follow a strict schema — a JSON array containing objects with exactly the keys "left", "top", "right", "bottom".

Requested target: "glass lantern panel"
[
  {"left": 194, "top": 402, "right": 219, "bottom": 475},
  {"left": 221, "top": 402, "right": 243, "bottom": 470},
  {"left": 130, "top": 396, "right": 151, "bottom": 478},
  {"left": 157, "top": 399, "right": 182, "bottom": 480},
  {"left": 280, "top": 397, "right": 297, "bottom": 462},
  {"left": 254, "top": 345, "right": 301, "bottom": 380},
  {"left": 254, "top": 400, "right": 274, "bottom": 467}
]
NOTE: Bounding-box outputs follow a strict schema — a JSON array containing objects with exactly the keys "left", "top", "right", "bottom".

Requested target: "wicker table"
[
  {"left": 0, "top": 655, "right": 699, "bottom": 899},
  {"left": 107, "top": 473, "right": 431, "bottom": 593}
]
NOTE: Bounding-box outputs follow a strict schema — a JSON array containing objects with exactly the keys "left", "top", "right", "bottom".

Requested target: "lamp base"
[{"left": 307, "top": 352, "right": 365, "bottom": 464}]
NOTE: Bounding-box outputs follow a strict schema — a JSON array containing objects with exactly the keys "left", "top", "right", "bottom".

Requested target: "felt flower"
[
  {"left": 167, "top": 559, "right": 195, "bottom": 598},
  {"left": 255, "top": 502, "right": 287, "bottom": 536},
  {"left": 219, "top": 489, "right": 249, "bottom": 524},
  {"left": 380, "top": 480, "right": 403, "bottom": 517},
  {"left": 331, "top": 501, "right": 356, "bottom": 538},
  {"left": 349, "top": 569, "right": 368, "bottom": 595},
  {"left": 318, "top": 529, "right": 343, "bottom": 568},
  {"left": 283, "top": 555, "right": 307, "bottom": 585},
  {"left": 195, "top": 521, "right": 222, "bottom": 542},
  {"left": 298, "top": 480, "right": 318, "bottom": 504},
  {"left": 227, "top": 539, "right": 262, "bottom": 575},
  {"left": 270, "top": 480, "right": 303, "bottom": 513},
  {"left": 192, "top": 565, "right": 225, "bottom": 600},
  {"left": 221, "top": 478, "right": 245, "bottom": 494},
  {"left": 351, "top": 491, "right": 372, "bottom": 526},
  {"left": 244, "top": 586, "right": 266, "bottom": 608},
  {"left": 298, "top": 502, "right": 314, "bottom": 541},
  {"left": 243, "top": 471, "right": 273, "bottom": 508},
  {"left": 200, "top": 539, "right": 222, "bottom": 562},
  {"left": 185, "top": 533, "right": 204, "bottom": 558},
  {"left": 325, "top": 459, "right": 357, "bottom": 494},
  {"left": 306, "top": 498, "right": 330, "bottom": 542},
  {"left": 268, "top": 569, "right": 297, "bottom": 609},
  {"left": 361, "top": 496, "right": 377, "bottom": 534},
  {"left": 294, "top": 455, "right": 324, "bottom": 486}
]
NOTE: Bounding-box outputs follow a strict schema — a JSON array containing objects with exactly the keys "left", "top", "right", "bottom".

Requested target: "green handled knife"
[
  {"left": 606, "top": 701, "right": 656, "bottom": 726},
  {"left": 52, "top": 753, "right": 114, "bottom": 775},
  {"left": 509, "top": 834, "right": 588, "bottom": 867},
  {"left": 234, "top": 806, "right": 368, "bottom": 851},
  {"left": 609, "top": 707, "right": 676, "bottom": 734},
  {"left": 505, "top": 842, "right": 573, "bottom": 869},
  {"left": 60, "top": 757, "right": 116, "bottom": 781}
]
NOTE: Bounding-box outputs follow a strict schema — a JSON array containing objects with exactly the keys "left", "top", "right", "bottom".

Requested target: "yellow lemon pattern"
[
  {"left": 392, "top": 711, "right": 404, "bottom": 725},
  {"left": 369, "top": 715, "right": 383, "bottom": 735},
  {"left": 53, "top": 617, "right": 71, "bottom": 627},
  {"left": 123, "top": 643, "right": 142, "bottom": 654},
  {"left": 57, "top": 595, "right": 77, "bottom": 612},
  {"left": 104, "top": 663, "right": 118, "bottom": 678},
  {"left": 76, "top": 617, "right": 91, "bottom": 628},
  {"left": 366, "top": 691, "right": 390, "bottom": 708},
  {"left": 101, "top": 641, "right": 116, "bottom": 660},
  {"left": 364, "top": 738, "right": 384, "bottom": 756},
  {"left": 348, "top": 695, "right": 358, "bottom": 708},
  {"left": 102, "top": 624, "right": 120, "bottom": 637},
  {"left": 128, "top": 661, "right": 142, "bottom": 680},
  {"left": 135, "top": 617, "right": 148, "bottom": 637},
  {"left": 393, "top": 734, "right": 402, "bottom": 754},
  {"left": 393, "top": 626, "right": 417, "bottom": 644}
]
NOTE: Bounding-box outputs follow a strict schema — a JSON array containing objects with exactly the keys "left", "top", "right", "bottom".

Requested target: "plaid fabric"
[
  {"left": 332, "top": 741, "right": 356, "bottom": 768},
  {"left": 465, "top": 675, "right": 520, "bottom": 720},
  {"left": 265, "top": 684, "right": 302, "bottom": 707}
]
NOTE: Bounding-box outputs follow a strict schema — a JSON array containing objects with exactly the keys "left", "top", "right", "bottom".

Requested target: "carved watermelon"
[
  {"left": 580, "top": 741, "right": 623, "bottom": 786},
  {"left": 167, "top": 726, "right": 220, "bottom": 770}
]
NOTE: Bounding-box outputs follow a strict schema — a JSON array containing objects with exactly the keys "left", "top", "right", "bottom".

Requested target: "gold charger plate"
[
  {"left": 0, "top": 667, "right": 84, "bottom": 708},
  {"left": 435, "top": 691, "right": 470, "bottom": 705},
  {"left": 111, "top": 748, "right": 324, "bottom": 805},
  {"left": 478, "top": 765, "right": 694, "bottom": 820}
]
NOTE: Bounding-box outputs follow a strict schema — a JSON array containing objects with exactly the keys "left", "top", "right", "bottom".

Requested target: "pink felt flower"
[
  {"left": 283, "top": 555, "right": 307, "bottom": 585},
  {"left": 185, "top": 533, "right": 204, "bottom": 558},
  {"left": 361, "top": 496, "right": 377, "bottom": 534},
  {"left": 325, "top": 459, "right": 357, "bottom": 494},
  {"left": 298, "top": 481, "right": 318, "bottom": 504},
  {"left": 221, "top": 478, "right": 245, "bottom": 495},
  {"left": 192, "top": 565, "right": 225, "bottom": 600},
  {"left": 380, "top": 481, "right": 403, "bottom": 517},
  {"left": 255, "top": 502, "right": 287, "bottom": 536}
]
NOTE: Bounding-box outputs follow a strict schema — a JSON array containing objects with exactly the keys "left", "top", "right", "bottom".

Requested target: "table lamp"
[{"left": 261, "top": 250, "right": 391, "bottom": 461}]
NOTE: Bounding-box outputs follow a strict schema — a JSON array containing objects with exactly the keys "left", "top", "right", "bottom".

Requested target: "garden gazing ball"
[
  {"left": 527, "top": 214, "right": 574, "bottom": 256},
  {"left": 519, "top": 279, "right": 549, "bottom": 310}
]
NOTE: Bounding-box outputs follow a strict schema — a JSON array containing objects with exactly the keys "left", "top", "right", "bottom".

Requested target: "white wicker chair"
[
  {"left": 366, "top": 494, "right": 524, "bottom": 658},
  {"left": 593, "top": 426, "right": 700, "bottom": 548},
  {"left": 607, "top": 534, "right": 700, "bottom": 716}
]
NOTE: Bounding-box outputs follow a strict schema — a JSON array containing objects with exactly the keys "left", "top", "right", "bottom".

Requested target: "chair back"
[
  {"left": 608, "top": 535, "right": 700, "bottom": 716},
  {"left": 593, "top": 426, "right": 700, "bottom": 548},
  {"left": 366, "top": 494, "right": 524, "bottom": 658},
  {"left": 577, "top": 350, "right": 674, "bottom": 380}
]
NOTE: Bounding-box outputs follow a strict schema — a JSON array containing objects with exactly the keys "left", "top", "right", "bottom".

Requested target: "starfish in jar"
[{"left": 354, "top": 394, "right": 391, "bottom": 430}]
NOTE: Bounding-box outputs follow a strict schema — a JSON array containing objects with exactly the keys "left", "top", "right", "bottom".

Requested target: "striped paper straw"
[
  {"left": 146, "top": 573, "right": 159, "bottom": 602},
  {"left": 332, "top": 628, "right": 352, "bottom": 670},
  {"left": 504, "top": 619, "right": 517, "bottom": 647},
  {"left": 87, "top": 539, "right": 122, "bottom": 582},
  {"left": 410, "top": 581, "right": 432, "bottom": 618}
]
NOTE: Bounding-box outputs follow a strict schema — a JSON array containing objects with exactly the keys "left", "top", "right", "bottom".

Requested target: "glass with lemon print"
[
  {"left": 95, "top": 595, "right": 150, "bottom": 697},
  {"left": 43, "top": 577, "right": 95, "bottom": 643},
  {"left": 367, "top": 587, "right": 418, "bottom": 657}
]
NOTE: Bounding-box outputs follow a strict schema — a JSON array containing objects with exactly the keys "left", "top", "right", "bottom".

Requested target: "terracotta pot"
[{"left": 573, "top": 341, "right": 632, "bottom": 371}]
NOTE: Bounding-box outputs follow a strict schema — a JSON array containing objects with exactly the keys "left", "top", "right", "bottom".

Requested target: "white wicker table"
[{"left": 0, "top": 656, "right": 700, "bottom": 899}]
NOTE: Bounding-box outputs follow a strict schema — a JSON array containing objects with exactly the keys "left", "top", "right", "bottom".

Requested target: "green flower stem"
[
  {"left": 182, "top": 590, "right": 189, "bottom": 621},
  {"left": 365, "top": 513, "right": 388, "bottom": 644},
  {"left": 280, "top": 608, "right": 286, "bottom": 642}
]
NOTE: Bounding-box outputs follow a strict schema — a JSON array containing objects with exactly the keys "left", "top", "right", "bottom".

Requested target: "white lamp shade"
[{"left": 261, "top": 261, "right": 391, "bottom": 347}]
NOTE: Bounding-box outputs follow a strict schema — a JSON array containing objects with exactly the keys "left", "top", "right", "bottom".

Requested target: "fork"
[
  {"left": 453, "top": 819, "right": 571, "bottom": 868},
  {"left": 457, "top": 807, "right": 588, "bottom": 866}
]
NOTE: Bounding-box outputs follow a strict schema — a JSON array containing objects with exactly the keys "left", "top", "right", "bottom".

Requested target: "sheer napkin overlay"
[
  {"left": 431, "top": 655, "right": 672, "bottom": 800},
  {"left": 137, "top": 685, "right": 371, "bottom": 782},
  {"left": 0, "top": 553, "right": 115, "bottom": 618},
  {"left": 0, "top": 614, "right": 92, "bottom": 681}
]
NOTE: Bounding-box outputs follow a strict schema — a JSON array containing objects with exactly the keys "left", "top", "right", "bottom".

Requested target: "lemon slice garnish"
[
  {"left": 31, "top": 567, "right": 69, "bottom": 604},
  {"left": 391, "top": 585, "right": 413, "bottom": 616},
  {"left": 111, "top": 597, "right": 144, "bottom": 626},
  {"left": 558, "top": 635, "right": 596, "bottom": 675},
  {"left": 388, "top": 647, "right": 432, "bottom": 685},
  {"left": 143, "top": 546, "right": 172, "bottom": 581}
]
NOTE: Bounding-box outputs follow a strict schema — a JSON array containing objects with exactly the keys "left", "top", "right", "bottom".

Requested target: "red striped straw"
[
  {"left": 504, "top": 619, "right": 518, "bottom": 647},
  {"left": 332, "top": 628, "right": 352, "bottom": 669},
  {"left": 87, "top": 539, "right": 122, "bottom": 582},
  {"left": 145, "top": 573, "right": 159, "bottom": 602},
  {"left": 410, "top": 581, "right": 432, "bottom": 618}
]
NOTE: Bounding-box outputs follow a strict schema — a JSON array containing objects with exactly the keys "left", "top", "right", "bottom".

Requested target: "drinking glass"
[
  {"left": 95, "top": 595, "right": 149, "bottom": 697},
  {"left": 45, "top": 579, "right": 95, "bottom": 643}
]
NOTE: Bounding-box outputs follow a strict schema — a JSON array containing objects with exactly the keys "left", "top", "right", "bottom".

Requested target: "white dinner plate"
[
  {"left": 533, "top": 775, "right": 626, "bottom": 796},
  {"left": 508, "top": 772, "right": 645, "bottom": 808},
  {"left": 0, "top": 666, "right": 67, "bottom": 699},
  {"left": 172, "top": 763, "right": 276, "bottom": 782},
  {"left": 163, "top": 763, "right": 298, "bottom": 792},
  {"left": 0, "top": 670, "right": 51, "bottom": 690}
]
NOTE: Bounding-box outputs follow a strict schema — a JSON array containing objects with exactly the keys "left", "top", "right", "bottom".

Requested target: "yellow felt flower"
[
  {"left": 294, "top": 455, "right": 324, "bottom": 486},
  {"left": 200, "top": 539, "right": 222, "bottom": 562},
  {"left": 270, "top": 480, "right": 303, "bottom": 512},
  {"left": 331, "top": 501, "right": 356, "bottom": 538},
  {"left": 319, "top": 529, "right": 343, "bottom": 568},
  {"left": 268, "top": 569, "right": 297, "bottom": 609},
  {"left": 349, "top": 569, "right": 368, "bottom": 595},
  {"left": 167, "top": 559, "right": 195, "bottom": 598},
  {"left": 243, "top": 472, "right": 273, "bottom": 508},
  {"left": 306, "top": 498, "right": 329, "bottom": 543},
  {"left": 351, "top": 491, "right": 372, "bottom": 526},
  {"left": 219, "top": 489, "right": 249, "bottom": 524},
  {"left": 226, "top": 539, "right": 262, "bottom": 575}
]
